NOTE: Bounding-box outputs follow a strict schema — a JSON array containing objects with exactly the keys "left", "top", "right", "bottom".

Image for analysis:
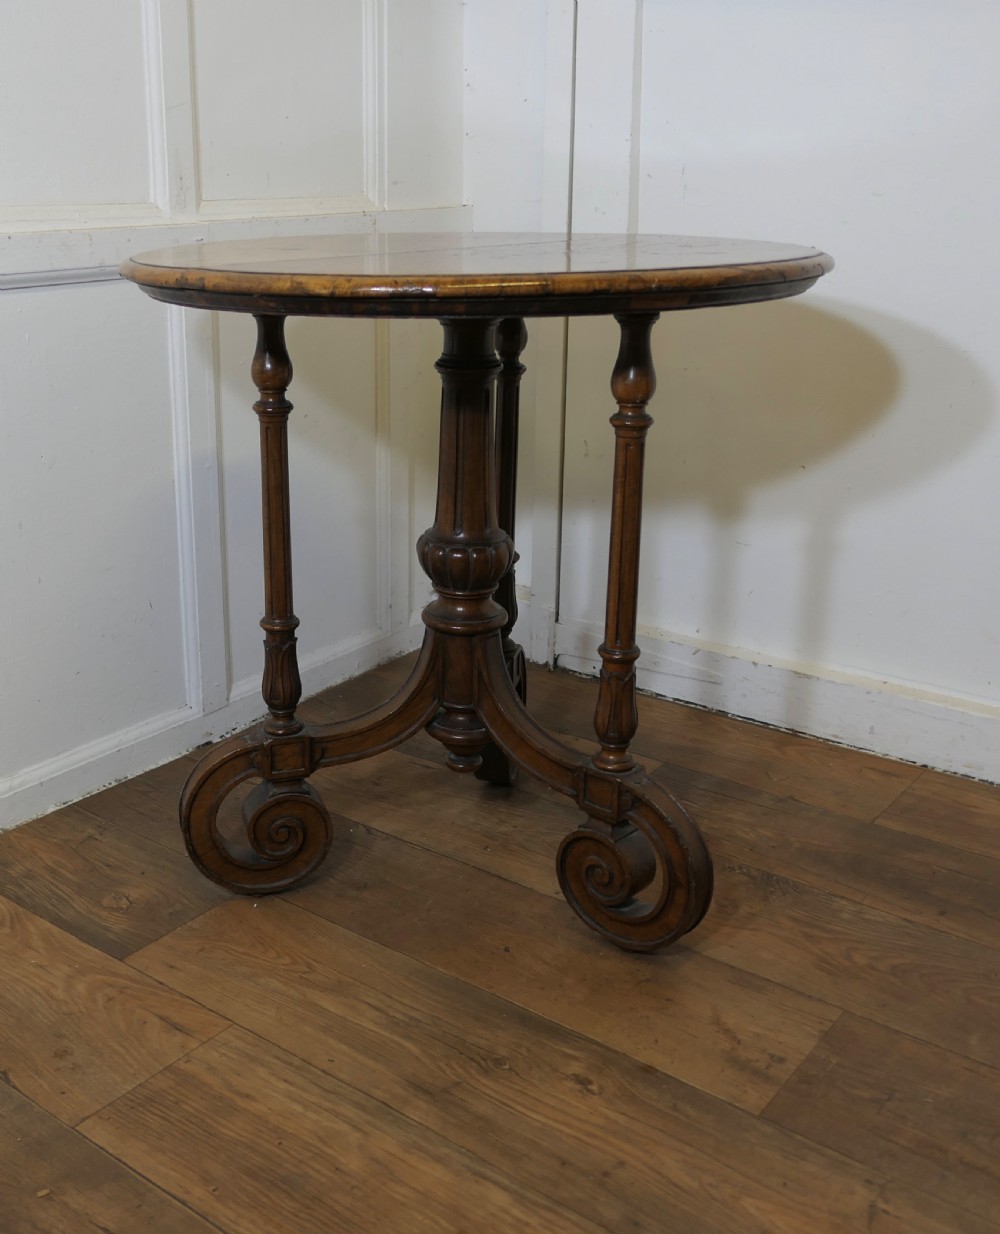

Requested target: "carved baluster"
[
  {"left": 418, "top": 318, "right": 512, "bottom": 772},
  {"left": 593, "top": 312, "right": 659, "bottom": 774},
  {"left": 252, "top": 314, "right": 303, "bottom": 737}
]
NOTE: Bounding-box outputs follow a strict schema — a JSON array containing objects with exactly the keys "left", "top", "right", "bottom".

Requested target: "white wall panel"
[
  {"left": 383, "top": 0, "right": 464, "bottom": 209},
  {"left": 463, "top": 0, "right": 1000, "bottom": 779},
  {"left": 0, "top": 281, "right": 186, "bottom": 778},
  {"left": 625, "top": 0, "right": 1000, "bottom": 712},
  {"left": 0, "top": 0, "right": 151, "bottom": 211},
  {"left": 191, "top": 0, "right": 367, "bottom": 207},
  {"left": 3, "top": 0, "right": 466, "bottom": 828}
]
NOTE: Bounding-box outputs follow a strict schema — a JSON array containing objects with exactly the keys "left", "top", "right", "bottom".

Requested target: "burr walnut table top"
[{"left": 121, "top": 232, "right": 834, "bottom": 317}]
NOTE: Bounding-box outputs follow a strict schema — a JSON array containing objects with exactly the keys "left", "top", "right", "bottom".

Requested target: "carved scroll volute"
[
  {"left": 593, "top": 312, "right": 659, "bottom": 774},
  {"left": 252, "top": 315, "right": 302, "bottom": 737}
]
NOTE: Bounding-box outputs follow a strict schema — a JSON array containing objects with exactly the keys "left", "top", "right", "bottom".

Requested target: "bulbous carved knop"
[{"left": 416, "top": 533, "right": 514, "bottom": 596}]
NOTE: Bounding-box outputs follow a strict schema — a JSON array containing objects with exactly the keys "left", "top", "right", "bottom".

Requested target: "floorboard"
[
  {"left": 692, "top": 863, "right": 1000, "bottom": 1070},
  {"left": 0, "top": 803, "right": 228, "bottom": 958},
  {"left": 0, "top": 1083, "right": 218, "bottom": 1234},
  {"left": 127, "top": 897, "right": 990, "bottom": 1234},
  {"left": 765, "top": 1012, "right": 1000, "bottom": 1228},
  {"left": 289, "top": 817, "right": 845, "bottom": 1113},
  {"left": 680, "top": 780, "right": 1000, "bottom": 949},
  {"left": 876, "top": 767, "right": 1000, "bottom": 861},
  {"left": 80, "top": 1026, "right": 612, "bottom": 1234},
  {"left": 2, "top": 657, "right": 999, "bottom": 1233},
  {"left": 0, "top": 894, "right": 227, "bottom": 1125}
]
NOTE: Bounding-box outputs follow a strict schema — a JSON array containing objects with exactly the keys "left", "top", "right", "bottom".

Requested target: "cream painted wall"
[
  {"left": 1, "top": 0, "right": 465, "bottom": 828},
  {"left": 6, "top": 1, "right": 1000, "bottom": 831},
  {"left": 465, "top": 0, "right": 1000, "bottom": 780}
]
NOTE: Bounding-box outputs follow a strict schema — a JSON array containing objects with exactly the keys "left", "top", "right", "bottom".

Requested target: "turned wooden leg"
[
  {"left": 179, "top": 315, "right": 333, "bottom": 891},
  {"left": 476, "top": 316, "right": 528, "bottom": 786},
  {"left": 555, "top": 312, "right": 712, "bottom": 947},
  {"left": 254, "top": 315, "right": 305, "bottom": 740},
  {"left": 468, "top": 312, "right": 712, "bottom": 950},
  {"left": 593, "top": 311, "right": 658, "bottom": 773}
]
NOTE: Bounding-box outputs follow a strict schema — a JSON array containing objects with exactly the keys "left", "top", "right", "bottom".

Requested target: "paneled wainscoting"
[{"left": 1, "top": 656, "right": 999, "bottom": 1233}]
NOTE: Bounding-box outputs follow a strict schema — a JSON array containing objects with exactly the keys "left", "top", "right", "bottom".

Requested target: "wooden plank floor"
[{"left": 2, "top": 655, "right": 1000, "bottom": 1234}]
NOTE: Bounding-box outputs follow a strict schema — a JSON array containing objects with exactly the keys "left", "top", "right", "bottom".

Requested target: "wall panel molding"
[
  {"left": 3, "top": 0, "right": 467, "bottom": 830},
  {"left": 1, "top": 616, "right": 426, "bottom": 829},
  {"left": 362, "top": 0, "right": 388, "bottom": 210},
  {"left": 144, "top": 0, "right": 199, "bottom": 215},
  {"left": 373, "top": 319, "right": 393, "bottom": 635},
  {"left": 166, "top": 304, "right": 229, "bottom": 717}
]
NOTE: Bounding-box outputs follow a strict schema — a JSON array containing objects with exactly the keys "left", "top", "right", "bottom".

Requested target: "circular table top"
[{"left": 121, "top": 232, "right": 834, "bottom": 318}]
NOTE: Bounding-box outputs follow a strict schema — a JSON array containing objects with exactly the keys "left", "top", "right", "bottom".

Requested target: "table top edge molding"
[{"left": 119, "top": 232, "right": 834, "bottom": 318}]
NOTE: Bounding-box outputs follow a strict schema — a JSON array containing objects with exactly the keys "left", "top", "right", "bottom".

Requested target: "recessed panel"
[
  {"left": 559, "top": 0, "right": 1000, "bottom": 706},
  {"left": 0, "top": 0, "right": 151, "bottom": 208},
  {"left": 0, "top": 282, "right": 186, "bottom": 778},
  {"left": 191, "top": 0, "right": 367, "bottom": 204}
]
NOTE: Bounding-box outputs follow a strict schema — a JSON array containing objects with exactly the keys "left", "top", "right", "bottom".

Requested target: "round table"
[{"left": 122, "top": 232, "right": 834, "bottom": 952}]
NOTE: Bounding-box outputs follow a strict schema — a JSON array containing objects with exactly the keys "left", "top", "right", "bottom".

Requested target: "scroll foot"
[
  {"left": 180, "top": 734, "right": 333, "bottom": 895},
  {"left": 557, "top": 777, "right": 712, "bottom": 952}
]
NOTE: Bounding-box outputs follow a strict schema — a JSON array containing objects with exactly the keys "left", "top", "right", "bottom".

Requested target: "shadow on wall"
[{"left": 561, "top": 298, "right": 993, "bottom": 730}]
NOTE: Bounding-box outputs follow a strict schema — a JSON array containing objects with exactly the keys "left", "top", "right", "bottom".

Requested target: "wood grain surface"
[
  {"left": 121, "top": 232, "right": 834, "bottom": 309},
  {"left": 765, "top": 1013, "right": 1000, "bottom": 1227},
  {"left": 81, "top": 1026, "right": 612, "bottom": 1234},
  {"left": 2, "top": 660, "right": 998, "bottom": 1233},
  {"left": 0, "top": 1082, "right": 216, "bottom": 1234},
  {"left": 0, "top": 803, "right": 227, "bottom": 957},
  {"left": 0, "top": 894, "right": 225, "bottom": 1124}
]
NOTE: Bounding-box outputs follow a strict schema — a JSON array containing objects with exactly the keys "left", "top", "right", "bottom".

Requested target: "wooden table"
[{"left": 122, "top": 233, "right": 833, "bottom": 952}]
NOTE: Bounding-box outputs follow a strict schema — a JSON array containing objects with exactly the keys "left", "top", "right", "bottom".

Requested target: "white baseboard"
[
  {"left": 17, "top": 601, "right": 988, "bottom": 834},
  {"left": 554, "top": 616, "right": 1000, "bottom": 784},
  {"left": 0, "top": 625, "right": 423, "bottom": 832}
]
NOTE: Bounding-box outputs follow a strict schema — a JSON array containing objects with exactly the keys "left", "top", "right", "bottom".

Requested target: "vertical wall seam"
[
  {"left": 210, "top": 311, "right": 234, "bottom": 703},
  {"left": 362, "top": 0, "right": 388, "bottom": 211},
  {"left": 166, "top": 304, "right": 203, "bottom": 713},
  {"left": 183, "top": 0, "right": 205, "bottom": 213},
  {"left": 553, "top": 0, "right": 580, "bottom": 636},
  {"left": 627, "top": 0, "right": 644, "bottom": 235},
  {"left": 374, "top": 319, "right": 393, "bottom": 634},
  {"left": 140, "top": 0, "right": 169, "bottom": 212},
  {"left": 565, "top": 0, "right": 579, "bottom": 237}
]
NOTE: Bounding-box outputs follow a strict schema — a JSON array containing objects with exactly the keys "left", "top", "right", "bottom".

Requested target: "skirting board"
[
  {"left": 554, "top": 616, "right": 1000, "bottom": 785},
  {"left": 13, "top": 595, "right": 991, "bottom": 831},
  {"left": 0, "top": 623, "right": 425, "bottom": 832}
]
